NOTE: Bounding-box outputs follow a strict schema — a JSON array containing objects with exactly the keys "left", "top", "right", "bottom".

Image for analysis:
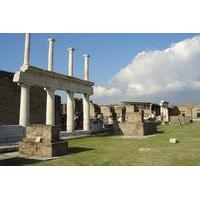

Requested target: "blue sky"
[
  {"left": 0, "top": 33, "right": 198, "bottom": 84},
  {"left": 1, "top": 33, "right": 200, "bottom": 104}
]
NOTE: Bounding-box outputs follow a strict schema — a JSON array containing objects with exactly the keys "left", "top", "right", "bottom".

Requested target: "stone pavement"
[{"left": 0, "top": 151, "right": 57, "bottom": 161}]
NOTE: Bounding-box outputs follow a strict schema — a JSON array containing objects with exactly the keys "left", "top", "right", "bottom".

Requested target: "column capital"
[
  {"left": 48, "top": 37, "right": 55, "bottom": 42},
  {"left": 17, "top": 83, "right": 30, "bottom": 88},
  {"left": 83, "top": 53, "right": 90, "bottom": 58},
  {"left": 44, "top": 87, "right": 55, "bottom": 92},
  {"left": 67, "top": 47, "right": 75, "bottom": 52}
]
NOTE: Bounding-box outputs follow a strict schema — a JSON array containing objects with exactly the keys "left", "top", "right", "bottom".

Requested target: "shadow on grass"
[
  {"left": 0, "top": 147, "right": 94, "bottom": 166},
  {"left": 68, "top": 147, "right": 94, "bottom": 155},
  {"left": 92, "top": 133, "right": 116, "bottom": 137},
  {"left": 156, "top": 130, "right": 165, "bottom": 134},
  {"left": 0, "top": 157, "right": 40, "bottom": 166}
]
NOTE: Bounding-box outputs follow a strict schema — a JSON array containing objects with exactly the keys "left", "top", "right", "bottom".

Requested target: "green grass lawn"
[{"left": 1, "top": 122, "right": 200, "bottom": 166}]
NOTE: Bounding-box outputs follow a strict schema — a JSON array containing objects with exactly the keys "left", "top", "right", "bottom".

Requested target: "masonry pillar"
[
  {"left": 83, "top": 94, "right": 90, "bottom": 131},
  {"left": 67, "top": 91, "right": 75, "bottom": 132},
  {"left": 45, "top": 37, "right": 55, "bottom": 125},
  {"left": 83, "top": 54, "right": 90, "bottom": 81},
  {"left": 19, "top": 85, "right": 30, "bottom": 127},
  {"left": 23, "top": 33, "right": 31, "bottom": 66}
]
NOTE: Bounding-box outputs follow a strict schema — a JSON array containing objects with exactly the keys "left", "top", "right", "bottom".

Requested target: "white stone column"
[
  {"left": 45, "top": 37, "right": 55, "bottom": 126},
  {"left": 46, "top": 88, "right": 55, "bottom": 126},
  {"left": 23, "top": 33, "right": 31, "bottom": 66},
  {"left": 83, "top": 94, "right": 90, "bottom": 131},
  {"left": 67, "top": 47, "right": 74, "bottom": 76},
  {"left": 47, "top": 37, "right": 55, "bottom": 71},
  {"left": 165, "top": 107, "right": 169, "bottom": 122},
  {"left": 83, "top": 54, "right": 90, "bottom": 81},
  {"left": 66, "top": 47, "right": 75, "bottom": 132},
  {"left": 66, "top": 91, "right": 75, "bottom": 132},
  {"left": 19, "top": 85, "right": 30, "bottom": 127}
]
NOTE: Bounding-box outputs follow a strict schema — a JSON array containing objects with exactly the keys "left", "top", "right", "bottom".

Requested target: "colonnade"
[{"left": 19, "top": 33, "right": 91, "bottom": 132}]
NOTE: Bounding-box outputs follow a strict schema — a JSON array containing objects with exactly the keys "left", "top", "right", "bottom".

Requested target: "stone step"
[
  {"left": 0, "top": 143, "right": 18, "bottom": 153},
  {"left": 0, "top": 125, "right": 25, "bottom": 143}
]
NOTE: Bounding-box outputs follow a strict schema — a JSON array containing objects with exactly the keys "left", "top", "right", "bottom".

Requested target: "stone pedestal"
[{"left": 19, "top": 125, "right": 68, "bottom": 157}]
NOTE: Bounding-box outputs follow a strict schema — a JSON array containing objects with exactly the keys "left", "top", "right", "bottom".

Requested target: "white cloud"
[{"left": 93, "top": 35, "right": 200, "bottom": 104}]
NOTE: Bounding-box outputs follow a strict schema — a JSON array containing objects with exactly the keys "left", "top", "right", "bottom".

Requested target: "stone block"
[
  {"left": 19, "top": 139, "right": 68, "bottom": 157},
  {"left": 26, "top": 125, "right": 60, "bottom": 141},
  {"left": 19, "top": 124, "right": 68, "bottom": 157},
  {"left": 169, "top": 138, "right": 178, "bottom": 143}
]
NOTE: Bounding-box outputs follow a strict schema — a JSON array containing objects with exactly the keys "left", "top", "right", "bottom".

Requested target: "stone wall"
[
  {"left": 177, "top": 104, "right": 193, "bottom": 117},
  {"left": 100, "top": 105, "right": 116, "bottom": 123},
  {"left": 118, "top": 105, "right": 157, "bottom": 136},
  {"left": 90, "top": 102, "right": 101, "bottom": 118},
  {"left": 192, "top": 105, "right": 200, "bottom": 121},
  {"left": 0, "top": 70, "right": 61, "bottom": 126}
]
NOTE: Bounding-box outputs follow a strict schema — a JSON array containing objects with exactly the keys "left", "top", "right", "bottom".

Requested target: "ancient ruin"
[
  {"left": 11, "top": 33, "right": 94, "bottom": 157},
  {"left": 0, "top": 33, "right": 199, "bottom": 159}
]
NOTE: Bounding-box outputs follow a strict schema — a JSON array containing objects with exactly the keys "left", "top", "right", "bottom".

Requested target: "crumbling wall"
[
  {"left": 90, "top": 102, "right": 101, "bottom": 118},
  {"left": 100, "top": 105, "right": 116, "bottom": 123},
  {"left": 118, "top": 105, "right": 157, "bottom": 136}
]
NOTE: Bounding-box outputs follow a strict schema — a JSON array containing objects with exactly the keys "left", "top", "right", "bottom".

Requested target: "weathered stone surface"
[
  {"left": 118, "top": 107, "right": 157, "bottom": 136},
  {"left": 13, "top": 65, "right": 94, "bottom": 95},
  {"left": 90, "top": 102, "right": 101, "bottom": 118},
  {"left": 119, "top": 120, "right": 157, "bottom": 136},
  {"left": 19, "top": 139, "right": 68, "bottom": 157},
  {"left": 25, "top": 125, "right": 60, "bottom": 141},
  {"left": 19, "top": 124, "right": 68, "bottom": 157}
]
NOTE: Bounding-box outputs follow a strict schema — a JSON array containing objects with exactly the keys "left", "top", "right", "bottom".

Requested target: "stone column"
[
  {"left": 19, "top": 85, "right": 30, "bottom": 127},
  {"left": 46, "top": 88, "right": 55, "bottom": 126},
  {"left": 83, "top": 94, "right": 90, "bottom": 131},
  {"left": 67, "top": 47, "right": 74, "bottom": 76},
  {"left": 165, "top": 107, "right": 169, "bottom": 122},
  {"left": 66, "top": 47, "right": 75, "bottom": 132},
  {"left": 45, "top": 37, "right": 55, "bottom": 126},
  {"left": 23, "top": 33, "right": 31, "bottom": 66},
  {"left": 160, "top": 106, "right": 164, "bottom": 117},
  {"left": 66, "top": 91, "right": 74, "bottom": 132},
  {"left": 83, "top": 54, "right": 90, "bottom": 81},
  {"left": 47, "top": 37, "right": 55, "bottom": 71}
]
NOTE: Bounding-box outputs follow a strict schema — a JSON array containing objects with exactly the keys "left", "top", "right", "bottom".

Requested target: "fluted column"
[
  {"left": 83, "top": 54, "right": 90, "bottom": 81},
  {"left": 66, "top": 91, "right": 74, "bottom": 132},
  {"left": 83, "top": 94, "right": 90, "bottom": 131},
  {"left": 23, "top": 33, "right": 31, "bottom": 66},
  {"left": 19, "top": 85, "right": 30, "bottom": 127}
]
